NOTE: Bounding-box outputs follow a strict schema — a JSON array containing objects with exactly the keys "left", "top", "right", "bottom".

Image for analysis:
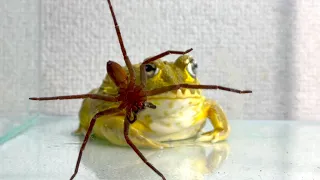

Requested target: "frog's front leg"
[{"left": 196, "top": 100, "right": 230, "bottom": 143}]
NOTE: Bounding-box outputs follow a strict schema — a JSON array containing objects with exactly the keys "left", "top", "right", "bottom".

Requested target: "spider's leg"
[
  {"left": 143, "top": 48, "right": 193, "bottom": 65},
  {"left": 70, "top": 107, "right": 120, "bottom": 180},
  {"left": 140, "top": 48, "right": 193, "bottom": 87},
  {"left": 146, "top": 84, "right": 252, "bottom": 96},
  {"left": 29, "top": 94, "right": 118, "bottom": 102},
  {"left": 124, "top": 112, "right": 166, "bottom": 180},
  {"left": 126, "top": 112, "right": 137, "bottom": 124},
  {"left": 107, "top": 0, "right": 135, "bottom": 83}
]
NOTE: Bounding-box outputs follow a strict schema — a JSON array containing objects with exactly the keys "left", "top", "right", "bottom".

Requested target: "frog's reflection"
[{"left": 79, "top": 137, "right": 230, "bottom": 180}]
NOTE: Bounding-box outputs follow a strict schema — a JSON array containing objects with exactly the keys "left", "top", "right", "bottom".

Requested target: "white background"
[{"left": 1, "top": 0, "right": 320, "bottom": 120}]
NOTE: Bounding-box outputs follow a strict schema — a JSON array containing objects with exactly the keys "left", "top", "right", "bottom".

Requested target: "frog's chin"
[{"left": 148, "top": 88, "right": 203, "bottom": 99}]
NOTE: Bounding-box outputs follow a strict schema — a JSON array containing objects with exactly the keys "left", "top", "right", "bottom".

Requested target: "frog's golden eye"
[
  {"left": 145, "top": 64, "right": 159, "bottom": 78},
  {"left": 186, "top": 59, "right": 198, "bottom": 78}
]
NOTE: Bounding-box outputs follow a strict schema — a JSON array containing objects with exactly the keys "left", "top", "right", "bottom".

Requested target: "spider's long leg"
[
  {"left": 29, "top": 94, "right": 118, "bottom": 102},
  {"left": 140, "top": 48, "right": 193, "bottom": 87},
  {"left": 70, "top": 107, "right": 121, "bottom": 180},
  {"left": 124, "top": 112, "right": 166, "bottom": 180},
  {"left": 143, "top": 48, "right": 193, "bottom": 65},
  {"left": 106, "top": 0, "right": 135, "bottom": 83},
  {"left": 146, "top": 84, "right": 252, "bottom": 96}
]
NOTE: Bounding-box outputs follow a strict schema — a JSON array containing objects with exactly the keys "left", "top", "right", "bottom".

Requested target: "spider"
[{"left": 30, "top": 0, "right": 252, "bottom": 179}]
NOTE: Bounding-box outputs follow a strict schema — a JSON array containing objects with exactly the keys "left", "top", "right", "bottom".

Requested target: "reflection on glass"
[{"left": 80, "top": 137, "right": 230, "bottom": 180}]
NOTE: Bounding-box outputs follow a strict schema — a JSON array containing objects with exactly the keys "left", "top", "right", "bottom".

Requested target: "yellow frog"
[{"left": 76, "top": 54, "right": 229, "bottom": 148}]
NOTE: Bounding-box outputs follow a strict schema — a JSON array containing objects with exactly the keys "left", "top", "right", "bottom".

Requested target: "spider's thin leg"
[
  {"left": 143, "top": 48, "right": 193, "bottom": 65},
  {"left": 124, "top": 112, "right": 166, "bottom": 180},
  {"left": 106, "top": 0, "right": 135, "bottom": 83},
  {"left": 140, "top": 48, "right": 193, "bottom": 87},
  {"left": 70, "top": 107, "right": 120, "bottom": 180},
  {"left": 146, "top": 84, "right": 252, "bottom": 96},
  {"left": 29, "top": 94, "right": 118, "bottom": 102}
]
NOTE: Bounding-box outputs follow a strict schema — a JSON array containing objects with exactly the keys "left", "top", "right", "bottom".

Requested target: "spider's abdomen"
[{"left": 106, "top": 61, "right": 128, "bottom": 89}]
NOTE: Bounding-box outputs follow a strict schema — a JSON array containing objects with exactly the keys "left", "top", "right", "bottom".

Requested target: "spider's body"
[
  {"left": 29, "top": 0, "right": 252, "bottom": 179},
  {"left": 106, "top": 61, "right": 144, "bottom": 109}
]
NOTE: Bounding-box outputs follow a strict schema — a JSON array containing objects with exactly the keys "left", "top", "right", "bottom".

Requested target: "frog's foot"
[
  {"left": 132, "top": 135, "right": 172, "bottom": 149},
  {"left": 72, "top": 126, "right": 87, "bottom": 136},
  {"left": 196, "top": 129, "right": 230, "bottom": 143},
  {"left": 98, "top": 124, "right": 172, "bottom": 149}
]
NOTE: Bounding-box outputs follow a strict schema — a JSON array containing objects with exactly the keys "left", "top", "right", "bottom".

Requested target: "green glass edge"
[{"left": 0, "top": 114, "right": 40, "bottom": 144}]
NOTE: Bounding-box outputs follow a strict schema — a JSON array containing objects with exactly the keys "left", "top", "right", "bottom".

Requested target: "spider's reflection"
[{"left": 79, "top": 137, "right": 230, "bottom": 180}]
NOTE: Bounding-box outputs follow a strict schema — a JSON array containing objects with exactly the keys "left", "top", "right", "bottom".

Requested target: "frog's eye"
[
  {"left": 186, "top": 59, "right": 198, "bottom": 78},
  {"left": 145, "top": 64, "right": 159, "bottom": 78}
]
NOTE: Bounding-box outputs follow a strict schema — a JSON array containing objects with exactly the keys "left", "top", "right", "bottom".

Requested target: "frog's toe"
[
  {"left": 133, "top": 135, "right": 172, "bottom": 149},
  {"left": 72, "top": 126, "right": 86, "bottom": 136},
  {"left": 196, "top": 129, "right": 229, "bottom": 143},
  {"left": 141, "top": 139, "right": 172, "bottom": 149},
  {"left": 98, "top": 124, "right": 172, "bottom": 149}
]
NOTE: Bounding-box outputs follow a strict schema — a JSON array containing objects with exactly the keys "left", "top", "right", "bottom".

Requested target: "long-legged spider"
[{"left": 29, "top": 0, "right": 252, "bottom": 179}]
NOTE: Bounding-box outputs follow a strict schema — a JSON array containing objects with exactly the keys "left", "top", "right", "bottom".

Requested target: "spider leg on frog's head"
[
  {"left": 146, "top": 84, "right": 253, "bottom": 96},
  {"left": 139, "top": 48, "right": 193, "bottom": 88}
]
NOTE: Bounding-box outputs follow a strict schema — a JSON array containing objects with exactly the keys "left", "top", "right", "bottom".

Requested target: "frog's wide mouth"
[{"left": 147, "top": 88, "right": 202, "bottom": 99}]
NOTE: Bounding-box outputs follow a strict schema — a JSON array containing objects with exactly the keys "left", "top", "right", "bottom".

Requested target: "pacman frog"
[{"left": 75, "top": 55, "right": 230, "bottom": 148}]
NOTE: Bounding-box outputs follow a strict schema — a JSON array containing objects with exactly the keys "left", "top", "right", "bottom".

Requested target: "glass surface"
[
  {"left": 1, "top": 115, "right": 320, "bottom": 180},
  {"left": 0, "top": 0, "right": 40, "bottom": 143}
]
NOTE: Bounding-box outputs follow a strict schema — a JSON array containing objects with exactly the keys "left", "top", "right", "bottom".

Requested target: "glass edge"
[{"left": 0, "top": 113, "right": 40, "bottom": 144}]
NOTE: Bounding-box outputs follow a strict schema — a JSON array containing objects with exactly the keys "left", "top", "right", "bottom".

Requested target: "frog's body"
[{"left": 76, "top": 55, "right": 230, "bottom": 148}]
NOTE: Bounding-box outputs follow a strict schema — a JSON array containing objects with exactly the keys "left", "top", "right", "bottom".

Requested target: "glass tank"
[{"left": 1, "top": 0, "right": 320, "bottom": 180}]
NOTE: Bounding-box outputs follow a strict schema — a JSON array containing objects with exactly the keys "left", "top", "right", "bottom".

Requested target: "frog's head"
[
  {"left": 136, "top": 55, "right": 205, "bottom": 135},
  {"left": 141, "top": 54, "right": 202, "bottom": 99},
  {"left": 100, "top": 55, "right": 203, "bottom": 99}
]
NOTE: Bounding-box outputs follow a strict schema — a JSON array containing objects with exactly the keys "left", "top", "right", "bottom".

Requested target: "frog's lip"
[{"left": 147, "top": 89, "right": 202, "bottom": 99}]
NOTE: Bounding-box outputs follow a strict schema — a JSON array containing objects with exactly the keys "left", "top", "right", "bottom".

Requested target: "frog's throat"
[{"left": 147, "top": 89, "right": 202, "bottom": 99}]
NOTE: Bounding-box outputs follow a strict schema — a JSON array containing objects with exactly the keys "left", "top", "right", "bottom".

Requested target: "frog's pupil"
[
  {"left": 192, "top": 63, "right": 197, "bottom": 69},
  {"left": 145, "top": 64, "right": 155, "bottom": 72},
  {"left": 192, "top": 63, "right": 198, "bottom": 74}
]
